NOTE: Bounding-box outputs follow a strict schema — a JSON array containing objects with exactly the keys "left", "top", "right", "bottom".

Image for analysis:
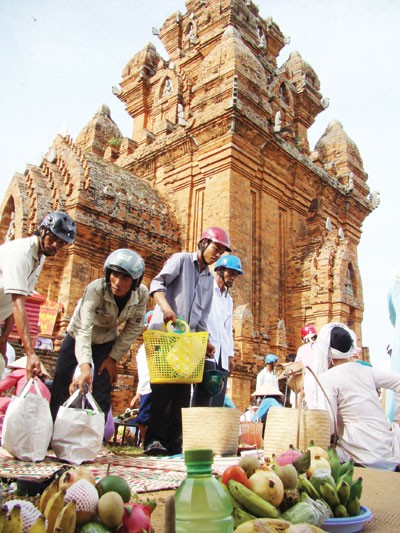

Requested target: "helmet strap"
[
  {"left": 216, "top": 269, "right": 230, "bottom": 291},
  {"left": 38, "top": 228, "right": 49, "bottom": 256},
  {"left": 198, "top": 239, "right": 211, "bottom": 266}
]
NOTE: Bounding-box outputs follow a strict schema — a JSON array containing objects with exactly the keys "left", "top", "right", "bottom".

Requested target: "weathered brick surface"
[{"left": 0, "top": 0, "right": 376, "bottom": 413}]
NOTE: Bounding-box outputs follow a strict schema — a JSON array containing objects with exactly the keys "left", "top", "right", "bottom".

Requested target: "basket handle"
[
  {"left": 296, "top": 365, "right": 338, "bottom": 449},
  {"left": 163, "top": 319, "right": 190, "bottom": 335}
]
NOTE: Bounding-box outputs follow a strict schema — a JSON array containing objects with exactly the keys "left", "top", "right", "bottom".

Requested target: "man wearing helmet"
[
  {"left": 0, "top": 211, "right": 76, "bottom": 379},
  {"left": 295, "top": 323, "right": 318, "bottom": 408},
  {"left": 191, "top": 254, "right": 243, "bottom": 407},
  {"left": 256, "top": 353, "right": 279, "bottom": 391},
  {"left": 144, "top": 226, "right": 231, "bottom": 455},
  {"left": 50, "top": 248, "right": 148, "bottom": 420}
]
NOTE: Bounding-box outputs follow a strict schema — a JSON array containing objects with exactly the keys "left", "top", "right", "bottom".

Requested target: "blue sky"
[{"left": 1, "top": 0, "right": 399, "bottom": 363}]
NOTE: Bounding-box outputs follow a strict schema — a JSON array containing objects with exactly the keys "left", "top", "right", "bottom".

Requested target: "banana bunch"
[
  {"left": 34, "top": 478, "right": 77, "bottom": 533},
  {"left": 2, "top": 505, "right": 23, "bottom": 533},
  {"left": 226, "top": 479, "right": 280, "bottom": 528},
  {"left": 297, "top": 448, "right": 363, "bottom": 519}
]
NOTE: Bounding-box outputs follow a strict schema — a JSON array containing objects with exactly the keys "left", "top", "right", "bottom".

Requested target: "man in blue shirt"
[
  {"left": 191, "top": 254, "right": 243, "bottom": 407},
  {"left": 144, "top": 227, "right": 232, "bottom": 455}
]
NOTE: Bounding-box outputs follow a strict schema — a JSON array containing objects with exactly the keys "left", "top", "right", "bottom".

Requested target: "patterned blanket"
[{"left": 0, "top": 447, "right": 238, "bottom": 493}]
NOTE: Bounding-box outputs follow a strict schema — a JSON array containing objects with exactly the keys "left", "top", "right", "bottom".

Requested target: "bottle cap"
[{"left": 184, "top": 449, "right": 213, "bottom": 464}]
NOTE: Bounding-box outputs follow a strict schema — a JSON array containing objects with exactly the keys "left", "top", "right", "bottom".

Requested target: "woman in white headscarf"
[{"left": 314, "top": 322, "right": 400, "bottom": 470}]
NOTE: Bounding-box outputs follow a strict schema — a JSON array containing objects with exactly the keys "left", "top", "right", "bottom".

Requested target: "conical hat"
[
  {"left": 8, "top": 356, "right": 50, "bottom": 378},
  {"left": 251, "top": 382, "right": 283, "bottom": 397}
]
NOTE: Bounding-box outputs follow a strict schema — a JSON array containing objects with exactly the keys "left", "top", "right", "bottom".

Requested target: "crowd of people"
[{"left": 1, "top": 210, "right": 400, "bottom": 470}]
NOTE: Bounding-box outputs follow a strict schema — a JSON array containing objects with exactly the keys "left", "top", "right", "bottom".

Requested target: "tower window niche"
[
  {"left": 345, "top": 263, "right": 355, "bottom": 297},
  {"left": 279, "top": 83, "right": 289, "bottom": 106},
  {"left": 162, "top": 77, "right": 173, "bottom": 97}
]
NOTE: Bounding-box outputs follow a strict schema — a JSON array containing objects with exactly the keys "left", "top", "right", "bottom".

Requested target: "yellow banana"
[
  {"left": 319, "top": 483, "right": 340, "bottom": 508},
  {"left": 233, "top": 507, "right": 257, "bottom": 528},
  {"left": 349, "top": 477, "right": 363, "bottom": 500},
  {"left": 297, "top": 474, "right": 320, "bottom": 500},
  {"left": 3, "top": 505, "right": 22, "bottom": 533},
  {"left": 336, "top": 479, "right": 351, "bottom": 506},
  {"left": 347, "top": 496, "right": 361, "bottom": 517},
  {"left": 0, "top": 506, "right": 7, "bottom": 532},
  {"left": 39, "top": 479, "right": 59, "bottom": 513},
  {"left": 53, "top": 501, "right": 76, "bottom": 533},
  {"left": 334, "top": 504, "right": 349, "bottom": 518},
  {"left": 27, "top": 514, "right": 47, "bottom": 533},
  {"left": 44, "top": 490, "right": 65, "bottom": 533},
  {"left": 227, "top": 480, "right": 280, "bottom": 519}
]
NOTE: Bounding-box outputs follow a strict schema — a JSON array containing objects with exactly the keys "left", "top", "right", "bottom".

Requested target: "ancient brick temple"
[{"left": 0, "top": 0, "right": 377, "bottom": 411}]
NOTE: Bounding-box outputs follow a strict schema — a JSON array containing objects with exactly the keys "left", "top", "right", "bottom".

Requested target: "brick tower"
[
  {"left": 111, "top": 0, "right": 375, "bottom": 403},
  {"left": 0, "top": 0, "right": 377, "bottom": 409}
]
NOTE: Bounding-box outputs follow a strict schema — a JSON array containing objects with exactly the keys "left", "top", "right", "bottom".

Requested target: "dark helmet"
[
  {"left": 199, "top": 227, "right": 231, "bottom": 252},
  {"left": 104, "top": 249, "right": 145, "bottom": 291},
  {"left": 214, "top": 255, "right": 243, "bottom": 275},
  {"left": 39, "top": 211, "right": 76, "bottom": 243}
]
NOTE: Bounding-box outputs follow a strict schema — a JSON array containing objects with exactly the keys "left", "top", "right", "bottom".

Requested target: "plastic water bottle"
[{"left": 175, "top": 449, "right": 234, "bottom": 532}]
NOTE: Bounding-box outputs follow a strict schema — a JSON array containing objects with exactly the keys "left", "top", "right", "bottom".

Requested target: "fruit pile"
[
  {"left": 219, "top": 443, "right": 364, "bottom": 531},
  {"left": 0, "top": 466, "right": 155, "bottom": 532}
]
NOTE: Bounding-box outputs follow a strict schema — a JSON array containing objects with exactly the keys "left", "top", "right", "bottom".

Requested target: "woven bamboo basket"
[
  {"left": 182, "top": 407, "right": 241, "bottom": 456},
  {"left": 264, "top": 406, "right": 331, "bottom": 457},
  {"left": 239, "top": 421, "right": 263, "bottom": 449}
]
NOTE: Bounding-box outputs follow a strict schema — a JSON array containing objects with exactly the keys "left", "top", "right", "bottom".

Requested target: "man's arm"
[
  {"left": 153, "top": 291, "right": 176, "bottom": 324},
  {"left": 0, "top": 314, "right": 14, "bottom": 359},
  {"left": 11, "top": 294, "right": 41, "bottom": 377}
]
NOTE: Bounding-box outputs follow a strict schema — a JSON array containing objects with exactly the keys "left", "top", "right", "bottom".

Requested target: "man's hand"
[
  {"left": 26, "top": 354, "right": 42, "bottom": 379},
  {"left": 206, "top": 341, "right": 215, "bottom": 358},
  {"left": 163, "top": 309, "right": 177, "bottom": 324},
  {"left": 228, "top": 356, "right": 235, "bottom": 374},
  {"left": 153, "top": 291, "right": 177, "bottom": 324},
  {"left": 98, "top": 356, "right": 118, "bottom": 387},
  {"left": 69, "top": 363, "right": 92, "bottom": 395},
  {"left": 130, "top": 393, "right": 140, "bottom": 408}
]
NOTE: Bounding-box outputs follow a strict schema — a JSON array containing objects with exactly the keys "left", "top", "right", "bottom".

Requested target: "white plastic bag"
[
  {"left": 2, "top": 378, "right": 53, "bottom": 462},
  {"left": 51, "top": 389, "right": 105, "bottom": 464}
]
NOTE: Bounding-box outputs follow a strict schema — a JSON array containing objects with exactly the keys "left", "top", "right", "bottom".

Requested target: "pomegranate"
[{"left": 59, "top": 466, "right": 96, "bottom": 491}]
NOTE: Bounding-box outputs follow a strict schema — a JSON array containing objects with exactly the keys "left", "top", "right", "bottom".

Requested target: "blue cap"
[{"left": 265, "top": 353, "right": 278, "bottom": 364}]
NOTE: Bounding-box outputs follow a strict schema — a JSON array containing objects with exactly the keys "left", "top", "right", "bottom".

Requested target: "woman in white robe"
[{"left": 314, "top": 323, "right": 400, "bottom": 471}]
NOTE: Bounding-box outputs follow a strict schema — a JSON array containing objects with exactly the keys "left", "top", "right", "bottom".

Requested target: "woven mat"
[
  {"left": 0, "top": 447, "right": 238, "bottom": 494},
  {"left": 355, "top": 466, "right": 400, "bottom": 533}
]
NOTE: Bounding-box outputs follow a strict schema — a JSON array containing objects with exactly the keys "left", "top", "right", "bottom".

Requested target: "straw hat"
[
  {"left": 8, "top": 356, "right": 50, "bottom": 378},
  {"left": 251, "top": 382, "right": 283, "bottom": 397}
]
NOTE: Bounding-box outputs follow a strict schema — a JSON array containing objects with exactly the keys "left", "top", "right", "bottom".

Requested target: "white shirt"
[
  {"left": 1, "top": 343, "right": 16, "bottom": 378},
  {"left": 206, "top": 280, "right": 234, "bottom": 370},
  {"left": 317, "top": 361, "right": 400, "bottom": 470},
  {"left": 296, "top": 342, "right": 318, "bottom": 408},
  {"left": 0, "top": 236, "right": 45, "bottom": 321},
  {"left": 136, "top": 344, "right": 151, "bottom": 395},
  {"left": 256, "top": 367, "right": 279, "bottom": 390}
]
